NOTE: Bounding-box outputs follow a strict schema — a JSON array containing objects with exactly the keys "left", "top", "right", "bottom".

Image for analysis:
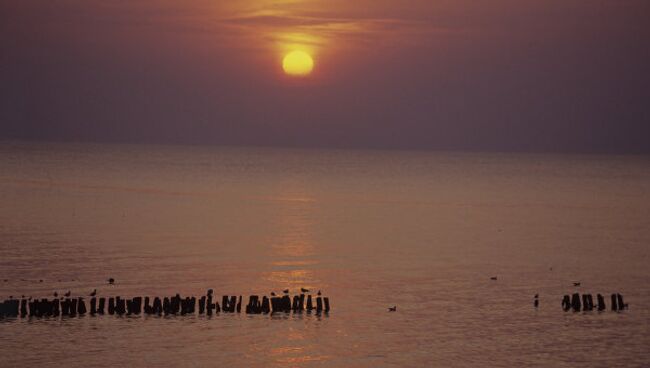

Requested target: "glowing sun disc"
[{"left": 282, "top": 51, "right": 314, "bottom": 76}]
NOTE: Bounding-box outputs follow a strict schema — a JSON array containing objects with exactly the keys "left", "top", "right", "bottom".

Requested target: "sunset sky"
[{"left": 1, "top": 0, "right": 648, "bottom": 152}]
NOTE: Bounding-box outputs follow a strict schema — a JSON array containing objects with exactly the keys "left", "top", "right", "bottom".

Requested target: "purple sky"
[{"left": 1, "top": 0, "right": 649, "bottom": 152}]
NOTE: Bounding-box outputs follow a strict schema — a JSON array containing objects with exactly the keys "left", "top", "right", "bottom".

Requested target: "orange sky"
[{"left": 1, "top": 0, "right": 649, "bottom": 152}]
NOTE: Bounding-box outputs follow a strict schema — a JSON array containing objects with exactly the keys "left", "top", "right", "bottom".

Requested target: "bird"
[
  {"left": 3, "top": 279, "right": 7, "bottom": 282},
  {"left": 300, "top": 288, "right": 310, "bottom": 293},
  {"left": 317, "top": 290, "right": 322, "bottom": 296},
  {"left": 388, "top": 306, "right": 397, "bottom": 312},
  {"left": 270, "top": 292, "right": 276, "bottom": 296},
  {"left": 490, "top": 276, "right": 498, "bottom": 281},
  {"left": 534, "top": 294, "right": 539, "bottom": 308},
  {"left": 207, "top": 289, "right": 213, "bottom": 295},
  {"left": 108, "top": 278, "right": 115, "bottom": 285},
  {"left": 39, "top": 279, "right": 43, "bottom": 283},
  {"left": 573, "top": 282, "right": 581, "bottom": 287},
  {"left": 283, "top": 289, "right": 289, "bottom": 294},
  {"left": 53, "top": 292, "right": 58, "bottom": 298},
  {"left": 64, "top": 291, "right": 71, "bottom": 297},
  {"left": 90, "top": 289, "right": 97, "bottom": 297}
]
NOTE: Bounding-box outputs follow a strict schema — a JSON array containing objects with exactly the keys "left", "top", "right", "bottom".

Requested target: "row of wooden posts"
[
  {"left": 562, "top": 293, "right": 628, "bottom": 312},
  {"left": 0, "top": 290, "right": 330, "bottom": 318}
]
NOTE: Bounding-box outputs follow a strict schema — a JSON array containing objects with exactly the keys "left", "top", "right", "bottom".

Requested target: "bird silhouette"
[
  {"left": 108, "top": 278, "right": 115, "bottom": 285},
  {"left": 388, "top": 306, "right": 397, "bottom": 312},
  {"left": 300, "top": 288, "right": 309, "bottom": 293},
  {"left": 53, "top": 292, "right": 58, "bottom": 298},
  {"left": 64, "top": 291, "right": 71, "bottom": 297},
  {"left": 317, "top": 290, "right": 322, "bottom": 296},
  {"left": 270, "top": 292, "right": 276, "bottom": 296},
  {"left": 90, "top": 289, "right": 97, "bottom": 297},
  {"left": 283, "top": 289, "right": 289, "bottom": 294},
  {"left": 573, "top": 282, "right": 581, "bottom": 287},
  {"left": 490, "top": 276, "right": 498, "bottom": 281}
]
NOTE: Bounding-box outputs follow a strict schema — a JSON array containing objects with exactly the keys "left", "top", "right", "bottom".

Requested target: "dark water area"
[{"left": 0, "top": 141, "right": 649, "bottom": 367}]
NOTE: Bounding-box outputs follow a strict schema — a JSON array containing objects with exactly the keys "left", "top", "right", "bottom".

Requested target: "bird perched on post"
[
  {"left": 53, "top": 292, "right": 58, "bottom": 298},
  {"left": 270, "top": 292, "right": 276, "bottom": 296},
  {"left": 573, "top": 282, "right": 581, "bottom": 287},
  {"left": 317, "top": 290, "right": 322, "bottom": 296},
  {"left": 283, "top": 289, "right": 289, "bottom": 294},
  {"left": 64, "top": 291, "right": 71, "bottom": 297},
  {"left": 90, "top": 289, "right": 97, "bottom": 297},
  {"left": 490, "top": 276, "right": 498, "bottom": 281},
  {"left": 300, "top": 288, "right": 309, "bottom": 293},
  {"left": 108, "top": 278, "right": 115, "bottom": 285}
]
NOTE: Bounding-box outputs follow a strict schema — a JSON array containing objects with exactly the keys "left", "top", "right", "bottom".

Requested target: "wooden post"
[
  {"left": 306, "top": 295, "right": 313, "bottom": 311},
  {"left": 144, "top": 297, "right": 152, "bottom": 314},
  {"left": 108, "top": 297, "right": 115, "bottom": 315},
  {"left": 236, "top": 296, "right": 242, "bottom": 313},
  {"left": 582, "top": 294, "right": 592, "bottom": 311},
  {"left": 261, "top": 296, "right": 270, "bottom": 314},
  {"left": 571, "top": 293, "right": 581, "bottom": 312},
  {"left": 316, "top": 297, "right": 323, "bottom": 313},
  {"left": 324, "top": 297, "right": 330, "bottom": 312},
  {"left": 153, "top": 297, "right": 162, "bottom": 315},
  {"left": 596, "top": 294, "right": 606, "bottom": 311},
  {"left": 70, "top": 298, "right": 78, "bottom": 316},
  {"left": 617, "top": 294, "right": 626, "bottom": 310},
  {"left": 299, "top": 294, "right": 305, "bottom": 310},
  {"left": 20, "top": 299, "right": 27, "bottom": 317},
  {"left": 611, "top": 294, "right": 618, "bottom": 311},
  {"left": 78, "top": 298, "right": 87, "bottom": 315},
  {"left": 97, "top": 298, "right": 106, "bottom": 314},
  {"left": 90, "top": 298, "right": 97, "bottom": 314}
]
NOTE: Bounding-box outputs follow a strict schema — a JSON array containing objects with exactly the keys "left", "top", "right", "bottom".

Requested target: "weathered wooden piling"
[
  {"left": 97, "top": 297, "right": 105, "bottom": 314},
  {"left": 236, "top": 296, "right": 242, "bottom": 313},
  {"left": 52, "top": 299, "right": 60, "bottom": 316},
  {"left": 617, "top": 294, "right": 626, "bottom": 310},
  {"left": 611, "top": 294, "right": 618, "bottom": 311},
  {"left": 20, "top": 299, "right": 27, "bottom": 317},
  {"left": 116, "top": 297, "right": 126, "bottom": 315},
  {"left": 78, "top": 298, "right": 87, "bottom": 315},
  {"left": 90, "top": 298, "right": 97, "bottom": 314},
  {"left": 596, "top": 294, "right": 606, "bottom": 311},
  {"left": 153, "top": 297, "right": 162, "bottom": 315},
  {"left": 198, "top": 296, "right": 206, "bottom": 314},
  {"left": 316, "top": 297, "right": 323, "bottom": 313},
  {"left": 306, "top": 295, "right": 313, "bottom": 311},
  {"left": 261, "top": 296, "right": 270, "bottom": 314},
  {"left": 324, "top": 297, "right": 330, "bottom": 312},
  {"left": 560, "top": 296, "right": 568, "bottom": 311},
  {"left": 144, "top": 297, "right": 152, "bottom": 314},
  {"left": 70, "top": 298, "right": 78, "bottom": 316},
  {"left": 299, "top": 294, "right": 305, "bottom": 310},
  {"left": 582, "top": 294, "right": 593, "bottom": 311},
  {"left": 108, "top": 297, "right": 115, "bottom": 315},
  {"left": 292, "top": 296, "right": 300, "bottom": 311},
  {"left": 246, "top": 295, "right": 260, "bottom": 314},
  {"left": 571, "top": 293, "right": 581, "bottom": 312},
  {"left": 280, "top": 295, "right": 291, "bottom": 313}
]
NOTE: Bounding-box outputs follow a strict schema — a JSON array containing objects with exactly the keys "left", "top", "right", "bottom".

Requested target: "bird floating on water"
[
  {"left": 108, "top": 278, "right": 115, "bottom": 285},
  {"left": 490, "top": 276, "right": 498, "bottom": 281},
  {"left": 573, "top": 282, "right": 581, "bottom": 287},
  {"left": 388, "top": 306, "right": 397, "bottom": 312},
  {"left": 300, "top": 288, "right": 309, "bottom": 293}
]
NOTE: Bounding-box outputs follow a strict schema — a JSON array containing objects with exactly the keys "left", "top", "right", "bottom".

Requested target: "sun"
[{"left": 282, "top": 50, "right": 314, "bottom": 76}]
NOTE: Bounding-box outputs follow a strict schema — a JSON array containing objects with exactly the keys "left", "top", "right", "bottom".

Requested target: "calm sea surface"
[{"left": 0, "top": 141, "right": 648, "bottom": 367}]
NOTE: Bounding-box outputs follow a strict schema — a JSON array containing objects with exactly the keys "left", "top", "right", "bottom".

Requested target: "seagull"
[
  {"left": 108, "top": 278, "right": 115, "bottom": 285},
  {"left": 388, "top": 306, "right": 397, "bottom": 312},
  {"left": 283, "top": 289, "right": 289, "bottom": 294},
  {"left": 39, "top": 279, "right": 43, "bottom": 283},
  {"left": 573, "top": 282, "right": 581, "bottom": 287},
  {"left": 90, "top": 289, "right": 97, "bottom": 297},
  {"left": 270, "top": 292, "right": 276, "bottom": 296},
  {"left": 317, "top": 290, "right": 322, "bottom": 296},
  {"left": 64, "top": 291, "right": 71, "bottom": 297},
  {"left": 490, "top": 276, "right": 498, "bottom": 281},
  {"left": 300, "top": 288, "right": 310, "bottom": 293},
  {"left": 53, "top": 292, "right": 58, "bottom": 298}
]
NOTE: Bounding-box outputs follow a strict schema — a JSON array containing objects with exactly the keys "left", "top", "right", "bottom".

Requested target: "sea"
[{"left": 0, "top": 141, "right": 648, "bottom": 367}]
